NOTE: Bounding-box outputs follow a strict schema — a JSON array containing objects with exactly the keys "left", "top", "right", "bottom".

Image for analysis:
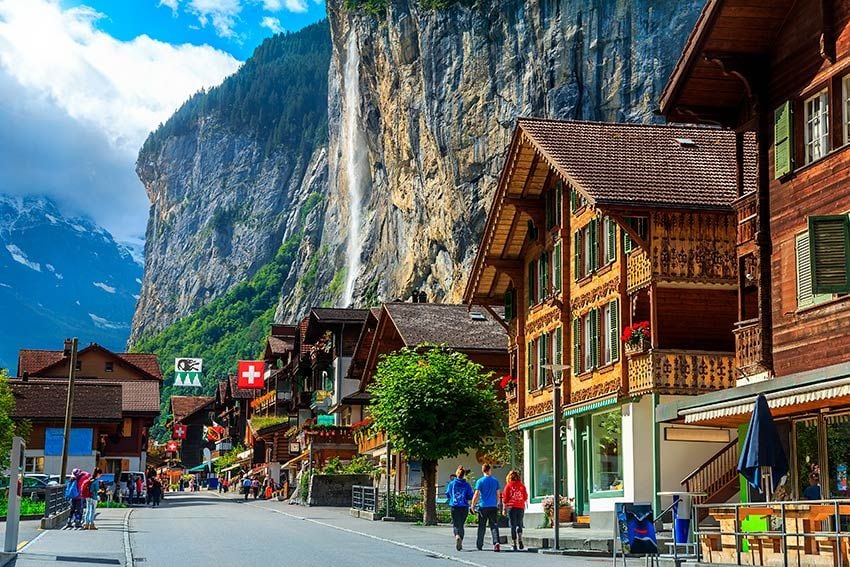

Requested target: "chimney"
[
  {"left": 22, "top": 371, "right": 29, "bottom": 382},
  {"left": 418, "top": 291, "right": 427, "bottom": 303}
]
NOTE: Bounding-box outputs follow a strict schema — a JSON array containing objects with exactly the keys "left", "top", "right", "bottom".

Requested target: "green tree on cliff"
[{"left": 367, "top": 344, "right": 503, "bottom": 525}]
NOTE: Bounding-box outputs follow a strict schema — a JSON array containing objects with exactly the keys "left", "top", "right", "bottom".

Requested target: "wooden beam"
[
  {"left": 501, "top": 212, "right": 522, "bottom": 261},
  {"left": 519, "top": 152, "right": 540, "bottom": 199},
  {"left": 504, "top": 198, "right": 544, "bottom": 214},
  {"left": 820, "top": 0, "right": 835, "bottom": 62}
]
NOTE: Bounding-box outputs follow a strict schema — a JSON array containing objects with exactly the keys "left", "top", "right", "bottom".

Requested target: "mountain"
[{"left": 0, "top": 195, "right": 142, "bottom": 370}]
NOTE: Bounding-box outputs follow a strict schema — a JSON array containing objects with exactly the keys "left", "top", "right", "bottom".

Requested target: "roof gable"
[
  {"left": 383, "top": 303, "right": 508, "bottom": 352},
  {"left": 11, "top": 380, "right": 123, "bottom": 421},
  {"left": 18, "top": 344, "right": 162, "bottom": 381}
]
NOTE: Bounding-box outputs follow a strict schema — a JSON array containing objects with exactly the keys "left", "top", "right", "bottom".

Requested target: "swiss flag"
[
  {"left": 166, "top": 441, "right": 178, "bottom": 453},
  {"left": 238, "top": 360, "right": 265, "bottom": 390},
  {"left": 173, "top": 424, "right": 187, "bottom": 440}
]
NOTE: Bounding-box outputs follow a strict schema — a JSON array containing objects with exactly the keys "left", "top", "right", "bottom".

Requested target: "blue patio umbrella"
[{"left": 738, "top": 394, "right": 789, "bottom": 493}]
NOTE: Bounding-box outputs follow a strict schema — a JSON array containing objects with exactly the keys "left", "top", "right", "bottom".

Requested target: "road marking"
[
  {"left": 123, "top": 508, "right": 134, "bottom": 567},
  {"left": 258, "top": 506, "right": 488, "bottom": 567},
  {"left": 17, "top": 540, "right": 28, "bottom": 550},
  {"left": 16, "top": 529, "right": 47, "bottom": 552}
]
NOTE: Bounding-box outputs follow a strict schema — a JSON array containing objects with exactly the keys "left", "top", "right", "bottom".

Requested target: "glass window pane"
[
  {"left": 591, "top": 410, "right": 622, "bottom": 493},
  {"left": 532, "top": 426, "right": 554, "bottom": 498},
  {"left": 795, "top": 419, "right": 821, "bottom": 499},
  {"left": 827, "top": 414, "right": 850, "bottom": 498}
]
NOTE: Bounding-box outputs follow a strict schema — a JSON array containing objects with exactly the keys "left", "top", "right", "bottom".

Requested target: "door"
[{"left": 574, "top": 417, "right": 591, "bottom": 516}]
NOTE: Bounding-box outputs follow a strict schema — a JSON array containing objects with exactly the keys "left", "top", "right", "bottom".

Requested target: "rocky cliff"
[{"left": 274, "top": 0, "right": 703, "bottom": 319}]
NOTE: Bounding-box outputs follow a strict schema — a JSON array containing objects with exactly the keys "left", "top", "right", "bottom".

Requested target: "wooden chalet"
[
  {"left": 465, "top": 118, "right": 748, "bottom": 526},
  {"left": 654, "top": 2, "right": 850, "bottom": 562},
  {"left": 169, "top": 395, "right": 214, "bottom": 470},
  {"left": 15, "top": 344, "right": 162, "bottom": 475}
]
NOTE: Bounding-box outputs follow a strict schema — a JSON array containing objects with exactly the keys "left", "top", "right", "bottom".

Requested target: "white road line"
[
  {"left": 258, "top": 506, "right": 489, "bottom": 567},
  {"left": 123, "top": 508, "right": 134, "bottom": 567},
  {"left": 15, "top": 530, "right": 46, "bottom": 553}
]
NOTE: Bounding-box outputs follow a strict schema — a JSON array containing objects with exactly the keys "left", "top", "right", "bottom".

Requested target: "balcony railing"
[
  {"left": 733, "top": 192, "right": 757, "bottom": 247},
  {"left": 626, "top": 249, "right": 652, "bottom": 292},
  {"left": 356, "top": 429, "right": 387, "bottom": 454},
  {"left": 305, "top": 427, "right": 354, "bottom": 445},
  {"left": 733, "top": 318, "right": 764, "bottom": 372},
  {"left": 628, "top": 350, "right": 735, "bottom": 396}
]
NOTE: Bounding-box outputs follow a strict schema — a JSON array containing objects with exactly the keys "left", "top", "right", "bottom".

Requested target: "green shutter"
[
  {"left": 607, "top": 218, "right": 617, "bottom": 262},
  {"left": 624, "top": 232, "right": 633, "bottom": 254},
  {"left": 572, "top": 318, "right": 581, "bottom": 375},
  {"left": 809, "top": 216, "right": 850, "bottom": 294},
  {"left": 590, "top": 308, "right": 599, "bottom": 369},
  {"left": 540, "top": 333, "right": 549, "bottom": 387},
  {"left": 574, "top": 230, "right": 582, "bottom": 280},
  {"left": 527, "top": 340, "right": 535, "bottom": 391},
  {"left": 527, "top": 261, "right": 535, "bottom": 307},
  {"left": 588, "top": 219, "right": 598, "bottom": 272},
  {"left": 609, "top": 299, "right": 619, "bottom": 362},
  {"left": 539, "top": 252, "right": 549, "bottom": 301},
  {"left": 555, "top": 327, "right": 563, "bottom": 367},
  {"left": 555, "top": 182, "right": 563, "bottom": 227},
  {"left": 796, "top": 232, "right": 830, "bottom": 308},
  {"left": 504, "top": 289, "right": 514, "bottom": 321},
  {"left": 553, "top": 242, "right": 562, "bottom": 292},
  {"left": 570, "top": 188, "right": 577, "bottom": 213},
  {"left": 774, "top": 101, "right": 793, "bottom": 179}
]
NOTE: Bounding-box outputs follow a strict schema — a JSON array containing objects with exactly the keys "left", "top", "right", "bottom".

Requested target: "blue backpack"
[{"left": 65, "top": 479, "right": 80, "bottom": 500}]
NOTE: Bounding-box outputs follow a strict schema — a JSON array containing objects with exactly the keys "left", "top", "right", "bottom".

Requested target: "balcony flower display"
[
  {"left": 621, "top": 321, "right": 650, "bottom": 353},
  {"left": 498, "top": 374, "right": 517, "bottom": 394}
]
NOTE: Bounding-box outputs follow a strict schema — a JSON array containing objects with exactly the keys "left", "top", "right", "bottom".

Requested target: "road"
[{"left": 9, "top": 493, "right": 644, "bottom": 566}]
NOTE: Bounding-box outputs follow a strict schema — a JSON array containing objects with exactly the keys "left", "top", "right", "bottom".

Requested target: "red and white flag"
[
  {"left": 173, "top": 424, "right": 187, "bottom": 440},
  {"left": 166, "top": 440, "right": 178, "bottom": 453},
  {"left": 238, "top": 360, "right": 265, "bottom": 390}
]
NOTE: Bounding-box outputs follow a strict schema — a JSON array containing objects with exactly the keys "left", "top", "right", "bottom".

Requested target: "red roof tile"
[
  {"left": 113, "top": 381, "right": 161, "bottom": 413},
  {"left": 116, "top": 353, "right": 162, "bottom": 380},
  {"left": 10, "top": 380, "right": 123, "bottom": 421},
  {"left": 17, "top": 350, "right": 64, "bottom": 376},
  {"left": 17, "top": 346, "right": 162, "bottom": 381},
  {"left": 228, "top": 375, "right": 259, "bottom": 400}
]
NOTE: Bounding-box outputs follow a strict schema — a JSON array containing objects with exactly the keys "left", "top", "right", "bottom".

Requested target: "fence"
[
  {"left": 351, "top": 485, "right": 377, "bottom": 512},
  {"left": 44, "top": 484, "right": 69, "bottom": 519},
  {"left": 351, "top": 485, "right": 455, "bottom": 523}
]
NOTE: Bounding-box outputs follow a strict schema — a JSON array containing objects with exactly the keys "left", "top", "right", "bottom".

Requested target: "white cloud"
[
  {"left": 283, "top": 0, "right": 308, "bottom": 12},
  {"left": 187, "top": 0, "right": 242, "bottom": 38},
  {"left": 158, "top": 0, "right": 180, "bottom": 15},
  {"left": 260, "top": 16, "right": 283, "bottom": 33},
  {"left": 260, "top": 0, "right": 283, "bottom": 9}
]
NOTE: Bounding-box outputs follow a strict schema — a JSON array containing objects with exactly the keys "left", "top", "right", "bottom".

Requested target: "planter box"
[
  {"left": 625, "top": 338, "right": 649, "bottom": 355},
  {"left": 546, "top": 506, "right": 574, "bottom": 525}
]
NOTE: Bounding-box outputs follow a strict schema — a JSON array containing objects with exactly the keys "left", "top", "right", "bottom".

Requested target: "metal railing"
[
  {"left": 351, "top": 485, "right": 377, "bottom": 512},
  {"left": 44, "top": 484, "right": 69, "bottom": 519},
  {"left": 695, "top": 499, "right": 850, "bottom": 567}
]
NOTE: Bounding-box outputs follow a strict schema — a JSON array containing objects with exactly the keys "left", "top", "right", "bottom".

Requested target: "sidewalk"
[{"left": 1, "top": 507, "right": 129, "bottom": 567}]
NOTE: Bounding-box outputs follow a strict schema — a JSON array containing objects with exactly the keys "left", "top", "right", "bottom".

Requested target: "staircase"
[{"left": 681, "top": 438, "right": 739, "bottom": 522}]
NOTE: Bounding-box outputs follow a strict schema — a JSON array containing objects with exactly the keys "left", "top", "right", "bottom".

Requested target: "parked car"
[
  {"left": 0, "top": 475, "right": 50, "bottom": 500},
  {"left": 118, "top": 471, "right": 147, "bottom": 503}
]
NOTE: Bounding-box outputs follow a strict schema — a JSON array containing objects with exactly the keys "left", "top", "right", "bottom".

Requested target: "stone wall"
[{"left": 308, "top": 474, "right": 373, "bottom": 507}]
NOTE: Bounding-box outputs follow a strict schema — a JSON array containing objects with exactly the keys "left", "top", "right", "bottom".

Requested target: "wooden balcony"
[
  {"left": 734, "top": 192, "right": 757, "bottom": 247},
  {"left": 628, "top": 350, "right": 735, "bottom": 396},
  {"left": 305, "top": 426, "right": 354, "bottom": 446},
  {"left": 627, "top": 249, "right": 652, "bottom": 292},
  {"left": 733, "top": 319, "right": 766, "bottom": 372},
  {"left": 356, "top": 429, "right": 387, "bottom": 454}
]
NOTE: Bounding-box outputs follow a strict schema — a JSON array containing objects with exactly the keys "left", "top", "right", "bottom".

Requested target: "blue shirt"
[
  {"left": 475, "top": 475, "right": 500, "bottom": 508},
  {"left": 446, "top": 478, "right": 473, "bottom": 508}
]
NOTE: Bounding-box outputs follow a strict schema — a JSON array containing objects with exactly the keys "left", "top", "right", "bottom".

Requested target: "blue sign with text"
[{"left": 44, "top": 428, "right": 93, "bottom": 456}]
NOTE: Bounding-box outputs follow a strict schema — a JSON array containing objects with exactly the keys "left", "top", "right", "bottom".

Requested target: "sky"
[{"left": 0, "top": 0, "right": 326, "bottom": 247}]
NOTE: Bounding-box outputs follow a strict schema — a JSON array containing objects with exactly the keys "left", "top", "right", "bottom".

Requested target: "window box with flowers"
[
  {"left": 499, "top": 375, "right": 517, "bottom": 399},
  {"left": 542, "top": 495, "right": 574, "bottom": 525},
  {"left": 622, "top": 321, "right": 650, "bottom": 355}
]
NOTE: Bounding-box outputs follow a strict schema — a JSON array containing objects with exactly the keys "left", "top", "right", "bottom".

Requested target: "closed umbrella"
[{"left": 738, "top": 394, "right": 789, "bottom": 499}]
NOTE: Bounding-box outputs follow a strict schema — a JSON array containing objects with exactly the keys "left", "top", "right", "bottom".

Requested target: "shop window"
[
  {"left": 591, "top": 410, "right": 623, "bottom": 493},
  {"left": 532, "top": 426, "right": 554, "bottom": 498},
  {"left": 805, "top": 89, "right": 830, "bottom": 163},
  {"left": 826, "top": 414, "right": 850, "bottom": 498},
  {"left": 795, "top": 419, "right": 821, "bottom": 499}
]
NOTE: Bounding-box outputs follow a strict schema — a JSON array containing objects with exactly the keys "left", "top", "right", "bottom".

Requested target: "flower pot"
[
  {"left": 547, "top": 506, "right": 573, "bottom": 524},
  {"left": 625, "top": 337, "right": 648, "bottom": 355}
]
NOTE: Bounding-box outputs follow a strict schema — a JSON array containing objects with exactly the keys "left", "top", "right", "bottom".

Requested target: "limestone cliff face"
[{"left": 296, "top": 0, "right": 703, "bottom": 315}]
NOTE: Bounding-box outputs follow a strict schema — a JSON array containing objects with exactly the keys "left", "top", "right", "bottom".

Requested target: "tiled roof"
[
  {"left": 10, "top": 380, "right": 123, "bottom": 421},
  {"left": 116, "top": 353, "right": 162, "bottom": 380},
  {"left": 17, "top": 346, "right": 162, "bottom": 381},
  {"left": 383, "top": 303, "right": 508, "bottom": 351},
  {"left": 517, "top": 118, "right": 753, "bottom": 209},
  {"left": 267, "top": 336, "right": 294, "bottom": 356},
  {"left": 310, "top": 308, "right": 369, "bottom": 322},
  {"left": 228, "top": 375, "right": 259, "bottom": 400},
  {"left": 171, "top": 396, "right": 213, "bottom": 422},
  {"left": 17, "top": 350, "right": 64, "bottom": 376},
  {"left": 114, "top": 381, "right": 161, "bottom": 413}
]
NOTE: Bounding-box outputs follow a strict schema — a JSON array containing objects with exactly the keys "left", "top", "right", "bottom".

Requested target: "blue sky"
[{"left": 0, "top": 0, "right": 326, "bottom": 246}]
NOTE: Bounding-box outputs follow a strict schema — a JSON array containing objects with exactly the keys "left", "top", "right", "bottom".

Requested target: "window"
[
  {"left": 527, "top": 261, "right": 537, "bottom": 307},
  {"left": 583, "top": 220, "right": 598, "bottom": 276},
  {"left": 553, "top": 241, "right": 562, "bottom": 293},
  {"left": 105, "top": 361, "right": 114, "bottom": 372},
  {"left": 532, "top": 426, "right": 554, "bottom": 498},
  {"left": 570, "top": 187, "right": 587, "bottom": 214},
  {"left": 553, "top": 326, "right": 563, "bottom": 375},
  {"left": 775, "top": 101, "right": 793, "bottom": 178},
  {"left": 600, "top": 300, "right": 620, "bottom": 365},
  {"left": 546, "top": 182, "right": 563, "bottom": 230},
  {"left": 572, "top": 318, "right": 581, "bottom": 376},
  {"left": 805, "top": 89, "right": 830, "bottom": 163},
  {"left": 122, "top": 418, "right": 132, "bottom": 437},
  {"left": 537, "top": 333, "right": 549, "bottom": 388},
  {"left": 602, "top": 217, "right": 617, "bottom": 264},
  {"left": 582, "top": 310, "right": 598, "bottom": 372},
  {"left": 622, "top": 216, "right": 649, "bottom": 254},
  {"left": 24, "top": 456, "right": 44, "bottom": 473},
  {"left": 826, "top": 414, "right": 850, "bottom": 498},
  {"left": 591, "top": 410, "right": 623, "bottom": 493},
  {"left": 538, "top": 252, "right": 549, "bottom": 302},
  {"left": 526, "top": 340, "right": 536, "bottom": 391},
  {"left": 808, "top": 216, "right": 850, "bottom": 294},
  {"left": 504, "top": 289, "right": 515, "bottom": 321}
]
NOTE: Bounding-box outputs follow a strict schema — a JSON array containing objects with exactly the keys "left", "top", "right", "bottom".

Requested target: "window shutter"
[
  {"left": 555, "top": 182, "right": 563, "bottom": 227},
  {"left": 572, "top": 318, "right": 581, "bottom": 375},
  {"left": 774, "top": 101, "right": 793, "bottom": 179},
  {"left": 590, "top": 308, "right": 600, "bottom": 369},
  {"left": 539, "top": 252, "right": 549, "bottom": 301},
  {"left": 609, "top": 299, "right": 619, "bottom": 362},
  {"left": 527, "top": 261, "right": 536, "bottom": 307},
  {"left": 504, "top": 289, "right": 514, "bottom": 321},
  {"left": 540, "top": 333, "right": 549, "bottom": 387},
  {"left": 796, "top": 233, "right": 831, "bottom": 308},
  {"left": 623, "top": 232, "right": 633, "bottom": 254},
  {"left": 574, "top": 230, "right": 582, "bottom": 280},
  {"left": 570, "top": 188, "right": 577, "bottom": 213},
  {"left": 555, "top": 326, "right": 563, "bottom": 367},
  {"left": 809, "top": 216, "right": 850, "bottom": 294},
  {"left": 553, "top": 241, "right": 562, "bottom": 292},
  {"left": 589, "top": 219, "right": 598, "bottom": 272},
  {"left": 527, "top": 340, "right": 535, "bottom": 391},
  {"left": 607, "top": 219, "right": 617, "bottom": 262}
]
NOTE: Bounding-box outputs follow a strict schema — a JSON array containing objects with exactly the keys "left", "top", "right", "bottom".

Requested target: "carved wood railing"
[
  {"left": 628, "top": 350, "right": 736, "bottom": 396},
  {"left": 627, "top": 249, "right": 652, "bottom": 292},
  {"left": 733, "top": 318, "right": 763, "bottom": 371},
  {"left": 681, "top": 439, "right": 739, "bottom": 509},
  {"left": 734, "top": 192, "right": 758, "bottom": 246},
  {"left": 357, "top": 429, "right": 387, "bottom": 454}
]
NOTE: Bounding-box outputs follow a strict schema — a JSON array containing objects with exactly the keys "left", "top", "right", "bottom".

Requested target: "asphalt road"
[{"left": 125, "top": 493, "right": 636, "bottom": 567}]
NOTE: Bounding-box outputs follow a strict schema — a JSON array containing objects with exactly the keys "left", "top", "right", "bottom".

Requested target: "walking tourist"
[
  {"left": 82, "top": 468, "right": 101, "bottom": 530},
  {"left": 471, "top": 463, "right": 501, "bottom": 552},
  {"left": 242, "top": 476, "right": 252, "bottom": 500},
  {"left": 446, "top": 466, "right": 473, "bottom": 551},
  {"left": 149, "top": 477, "right": 162, "bottom": 507},
  {"left": 502, "top": 470, "right": 528, "bottom": 550},
  {"left": 64, "top": 469, "right": 83, "bottom": 529},
  {"left": 251, "top": 477, "right": 260, "bottom": 499},
  {"left": 127, "top": 475, "right": 135, "bottom": 505}
]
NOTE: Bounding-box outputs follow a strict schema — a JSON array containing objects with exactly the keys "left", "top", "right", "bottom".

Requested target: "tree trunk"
[{"left": 422, "top": 459, "right": 438, "bottom": 526}]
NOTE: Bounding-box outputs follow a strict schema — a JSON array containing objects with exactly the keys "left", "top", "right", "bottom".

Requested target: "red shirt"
[{"left": 502, "top": 480, "right": 528, "bottom": 509}]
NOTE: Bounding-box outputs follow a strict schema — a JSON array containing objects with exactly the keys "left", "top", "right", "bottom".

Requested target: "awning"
[
  {"left": 282, "top": 449, "right": 309, "bottom": 469},
  {"left": 187, "top": 463, "right": 210, "bottom": 473},
  {"left": 516, "top": 414, "right": 553, "bottom": 431},
  {"left": 562, "top": 395, "right": 619, "bottom": 418}
]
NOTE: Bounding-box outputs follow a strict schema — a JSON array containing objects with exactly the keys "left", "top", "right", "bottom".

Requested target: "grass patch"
[{"left": 0, "top": 498, "right": 45, "bottom": 517}]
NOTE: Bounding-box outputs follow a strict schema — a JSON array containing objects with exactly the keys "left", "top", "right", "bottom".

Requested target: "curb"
[
  {"left": 0, "top": 552, "right": 13, "bottom": 567},
  {"left": 123, "top": 508, "right": 134, "bottom": 567}
]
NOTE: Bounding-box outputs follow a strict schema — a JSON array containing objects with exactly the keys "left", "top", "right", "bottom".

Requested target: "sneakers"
[
  {"left": 518, "top": 536, "right": 524, "bottom": 550},
  {"left": 455, "top": 536, "right": 462, "bottom": 551},
  {"left": 493, "top": 543, "right": 500, "bottom": 552}
]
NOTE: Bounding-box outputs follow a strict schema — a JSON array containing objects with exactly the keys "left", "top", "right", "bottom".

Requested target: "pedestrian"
[
  {"left": 222, "top": 478, "right": 229, "bottom": 494},
  {"left": 64, "top": 469, "right": 82, "bottom": 529},
  {"left": 127, "top": 475, "right": 135, "bottom": 505},
  {"left": 502, "top": 470, "right": 528, "bottom": 551},
  {"left": 252, "top": 477, "right": 260, "bottom": 499},
  {"left": 242, "top": 476, "right": 252, "bottom": 501},
  {"left": 471, "top": 463, "right": 501, "bottom": 552},
  {"left": 82, "top": 468, "right": 101, "bottom": 530},
  {"left": 446, "top": 466, "right": 474, "bottom": 551},
  {"left": 150, "top": 477, "right": 162, "bottom": 507}
]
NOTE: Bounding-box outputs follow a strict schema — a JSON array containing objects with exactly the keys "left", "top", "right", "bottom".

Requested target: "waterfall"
[{"left": 342, "top": 31, "right": 365, "bottom": 308}]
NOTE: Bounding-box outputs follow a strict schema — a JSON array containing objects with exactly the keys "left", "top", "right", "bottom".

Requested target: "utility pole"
[{"left": 60, "top": 337, "right": 79, "bottom": 482}]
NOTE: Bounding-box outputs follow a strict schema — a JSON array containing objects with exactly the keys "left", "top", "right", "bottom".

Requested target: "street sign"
[
  {"left": 175, "top": 358, "right": 203, "bottom": 387},
  {"left": 173, "top": 424, "right": 187, "bottom": 440},
  {"left": 237, "top": 360, "right": 265, "bottom": 389}
]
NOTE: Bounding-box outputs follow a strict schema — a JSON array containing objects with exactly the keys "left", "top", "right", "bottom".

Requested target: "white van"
[{"left": 119, "top": 471, "right": 147, "bottom": 503}]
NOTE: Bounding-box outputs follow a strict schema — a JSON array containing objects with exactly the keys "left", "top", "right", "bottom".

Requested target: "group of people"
[
  {"left": 445, "top": 463, "right": 528, "bottom": 552},
  {"left": 64, "top": 468, "right": 103, "bottom": 530},
  {"left": 239, "top": 475, "right": 275, "bottom": 500}
]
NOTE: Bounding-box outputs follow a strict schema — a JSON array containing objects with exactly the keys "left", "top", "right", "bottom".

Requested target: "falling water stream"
[{"left": 342, "top": 32, "right": 365, "bottom": 307}]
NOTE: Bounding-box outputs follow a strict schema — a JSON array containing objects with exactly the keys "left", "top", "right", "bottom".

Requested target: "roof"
[
  {"left": 383, "top": 303, "right": 508, "bottom": 351},
  {"left": 310, "top": 308, "right": 369, "bottom": 323},
  {"left": 516, "top": 118, "right": 748, "bottom": 209},
  {"left": 266, "top": 336, "right": 294, "bottom": 356},
  {"left": 10, "top": 380, "right": 123, "bottom": 421},
  {"left": 228, "top": 375, "right": 259, "bottom": 400},
  {"left": 114, "top": 380, "right": 161, "bottom": 413},
  {"left": 17, "top": 345, "right": 162, "bottom": 381},
  {"left": 171, "top": 396, "right": 213, "bottom": 422}
]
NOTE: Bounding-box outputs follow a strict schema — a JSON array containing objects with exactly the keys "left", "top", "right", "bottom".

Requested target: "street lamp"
[
  {"left": 60, "top": 337, "right": 79, "bottom": 482},
  {"left": 542, "top": 363, "right": 569, "bottom": 551}
]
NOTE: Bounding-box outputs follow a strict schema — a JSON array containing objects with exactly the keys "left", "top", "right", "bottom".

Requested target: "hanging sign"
[
  {"left": 175, "top": 358, "right": 203, "bottom": 387},
  {"left": 173, "top": 424, "right": 187, "bottom": 440},
  {"left": 166, "top": 441, "right": 178, "bottom": 453},
  {"left": 237, "top": 360, "right": 265, "bottom": 389}
]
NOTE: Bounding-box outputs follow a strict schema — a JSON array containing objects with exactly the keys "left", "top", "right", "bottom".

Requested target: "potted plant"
[
  {"left": 542, "top": 495, "right": 574, "bottom": 524},
  {"left": 498, "top": 375, "right": 517, "bottom": 398},
  {"left": 621, "top": 321, "right": 651, "bottom": 354}
]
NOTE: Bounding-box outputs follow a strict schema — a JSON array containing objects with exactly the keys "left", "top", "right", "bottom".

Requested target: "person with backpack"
[
  {"left": 502, "top": 470, "right": 529, "bottom": 551},
  {"left": 242, "top": 476, "right": 252, "bottom": 500},
  {"left": 445, "top": 465, "right": 474, "bottom": 551},
  {"left": 471, "top": 463, "right": 502, "bottom": 552},
  {"left": 82, "top": 468, "right": 101, "bottom": 530},
  {"left": 64, "top": 470, "right": 82, "bottom": 529}
]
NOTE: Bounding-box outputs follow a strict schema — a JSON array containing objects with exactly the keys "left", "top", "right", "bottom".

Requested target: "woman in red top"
[{"left": 502, "top": 470, "right": 528, "bottom": 551}]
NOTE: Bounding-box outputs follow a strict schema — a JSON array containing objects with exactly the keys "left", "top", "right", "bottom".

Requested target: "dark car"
[{"left": 0, "top": 475, "right": 50, "bottom": 500}]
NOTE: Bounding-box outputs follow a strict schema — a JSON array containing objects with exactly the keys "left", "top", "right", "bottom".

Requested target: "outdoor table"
[{"left": 658, "top": 491, "right": 707, "bottom": 561}]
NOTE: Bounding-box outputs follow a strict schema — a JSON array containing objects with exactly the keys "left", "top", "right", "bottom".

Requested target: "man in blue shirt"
[{"left": 471, "top": 463, "right": 501, "bottom": 552}]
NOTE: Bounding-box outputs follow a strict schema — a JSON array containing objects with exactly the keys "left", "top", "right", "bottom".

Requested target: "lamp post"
[
  {"left": 60, "top": 337, "right": 79, "bottom": 482},
  {"left": 542, "top": 363, "right": 569, "bottom": 551}
]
